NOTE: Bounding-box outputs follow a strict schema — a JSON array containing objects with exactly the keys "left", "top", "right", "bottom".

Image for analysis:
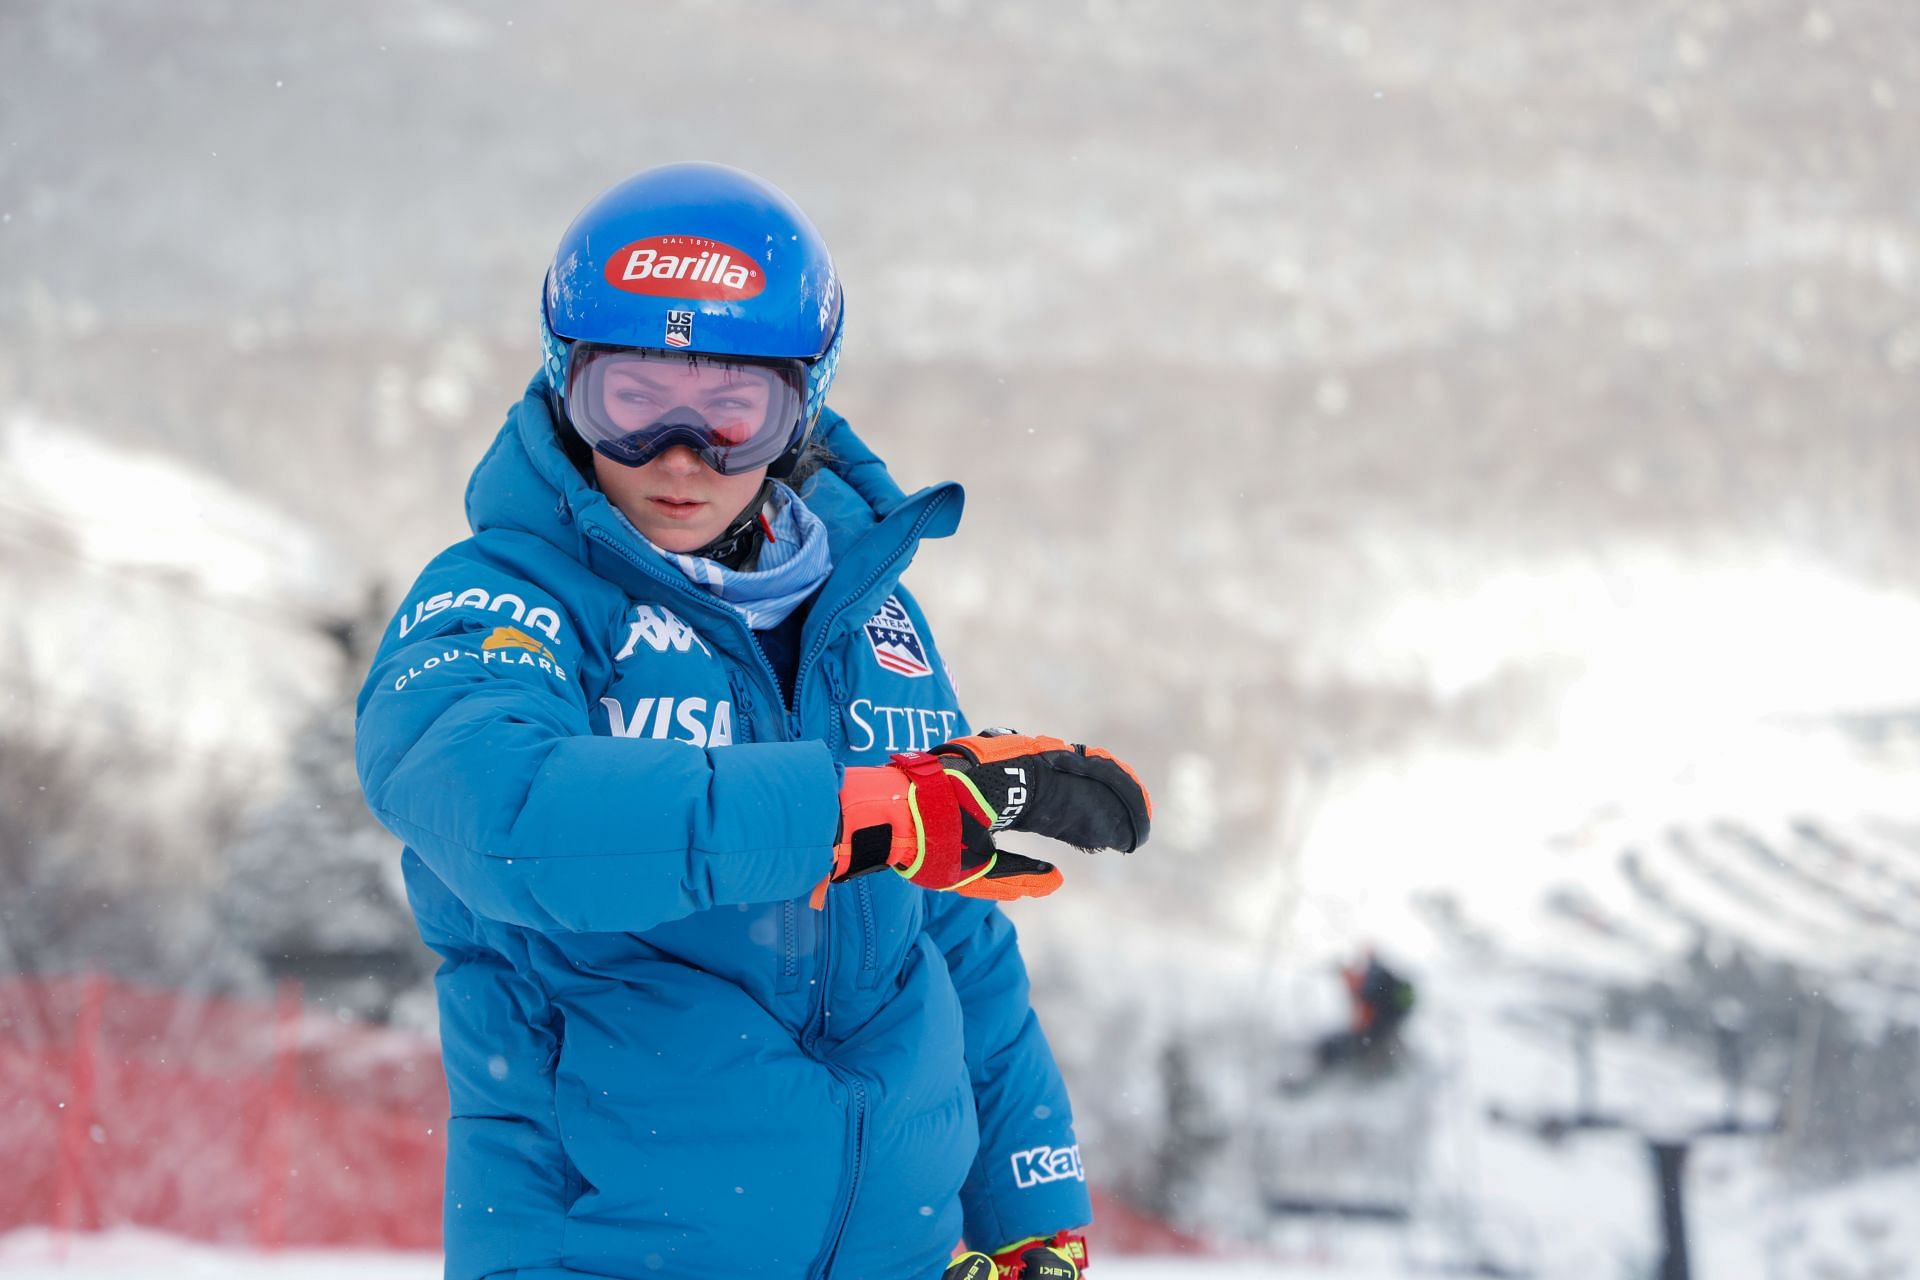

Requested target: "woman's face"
[
  {"left": 593, "top": 445, "right": 769, "bottom": 554},
  {"left": 583, "top": 356, "right": 776, "bottom": 553}
]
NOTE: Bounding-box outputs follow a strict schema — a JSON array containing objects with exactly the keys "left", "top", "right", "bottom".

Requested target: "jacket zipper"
[
  {"left": 726, "top": 672, "right": 758, "bottom": 744},
  {"left": 812, "top": 1075, "right": 869, "bottom": 1280},
  {"left": 779, "top": 898, "right": 799, "bottom": 995},
  {"left": 856, "top": 880, "right": 879, "bottom": 990},
  {"left": 803, "top": 878, "right": 836, "bottom": 1053},
  {"left": 822, "top": 664, "right": 848, "bottom": 755}
]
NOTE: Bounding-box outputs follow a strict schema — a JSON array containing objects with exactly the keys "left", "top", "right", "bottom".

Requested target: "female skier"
[{"left": 355, "top": 163, "right": 1150, "bottom": 1280}]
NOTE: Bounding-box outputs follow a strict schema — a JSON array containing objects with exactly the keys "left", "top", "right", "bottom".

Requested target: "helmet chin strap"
[{"left": 688, "top": 479, "right": 776, "bottom": 568}]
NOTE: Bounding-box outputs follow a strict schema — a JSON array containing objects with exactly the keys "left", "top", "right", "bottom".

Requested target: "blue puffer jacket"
[{"left": 355, "top": 380, "right": 1090, "bottom": 1280}]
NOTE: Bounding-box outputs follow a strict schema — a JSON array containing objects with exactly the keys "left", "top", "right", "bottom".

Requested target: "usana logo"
[{"left": 398, "top": 586, "right": 563, "bottom": 645}]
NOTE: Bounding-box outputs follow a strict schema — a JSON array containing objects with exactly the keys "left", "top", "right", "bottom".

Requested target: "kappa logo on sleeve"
[
  {"left": 617, "top": 605, "right": 713, "bottom": 659},
  {"left": 1009, "top": 1144, "right": 1084, "bottom": 1190},
  {"left": 862, "top": 595, "right": 932, "bottom": 678}
]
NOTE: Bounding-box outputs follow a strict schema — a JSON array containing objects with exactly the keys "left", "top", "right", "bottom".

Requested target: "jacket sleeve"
[
  {"left": 922, "top": 893, "right": 1092, "bottom": 1250},
  {"left": 354, "top": 555, "right": 840, "bottom": 934}
]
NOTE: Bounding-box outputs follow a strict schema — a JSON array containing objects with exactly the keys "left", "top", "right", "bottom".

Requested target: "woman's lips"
[{"left": 648, "top": 496, "right": 706, "bottom": 520}]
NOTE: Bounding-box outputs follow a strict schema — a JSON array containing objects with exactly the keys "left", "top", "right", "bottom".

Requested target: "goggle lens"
[{"left": 564, "top": 345, "right": 806, "bottom": 475}]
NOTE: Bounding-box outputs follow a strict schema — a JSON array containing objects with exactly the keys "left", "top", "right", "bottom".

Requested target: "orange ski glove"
[{"left": 813, "top": 751, "right": 1063, "bottom": 908}]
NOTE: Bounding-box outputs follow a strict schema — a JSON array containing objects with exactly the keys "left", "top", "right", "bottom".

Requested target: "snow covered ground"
[
  {"left": 0, "top": 1228, "right": 1374, "bottom": 1280},
  {"left": 10, "top": 1170, "right": 1920, "bottom": 1280}
]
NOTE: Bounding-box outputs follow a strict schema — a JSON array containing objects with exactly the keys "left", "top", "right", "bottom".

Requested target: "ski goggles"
[{"left": 563, "top": 344, "right": 809, "bottom": 474}]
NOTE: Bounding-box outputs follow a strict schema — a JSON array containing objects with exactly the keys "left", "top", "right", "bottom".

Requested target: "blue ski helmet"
[{"left": 540, "top": 163, "right": 844, "bottom": 476}]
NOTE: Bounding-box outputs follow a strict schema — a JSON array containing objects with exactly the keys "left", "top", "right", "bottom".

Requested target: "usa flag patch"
[{"left": 863, "top": 594, "right": 933, "bottom": 678}]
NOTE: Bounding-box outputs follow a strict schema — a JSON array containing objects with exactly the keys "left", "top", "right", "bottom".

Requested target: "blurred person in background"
[
  {"left": 1314, "top": 949, "right": 1418, "bottom": 1072},
  {"left": 354, "top": 163, "right": 1149, "bottom": 1280}
]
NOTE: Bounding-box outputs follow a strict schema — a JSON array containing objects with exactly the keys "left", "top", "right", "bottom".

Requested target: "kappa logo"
[
  {"left": 617, "top": 605, "right": 713, "bottom": 660},
  {"left": 600, "top": 696, "right": 734, "bottom": 748},
  {"left": 604, "top": 235, "right": 766, "bottom": 301},
  {"left": 862, "top": 595, "right": 933, "bottom": 679},
  {"left": 1009, "top": 1144, "right": 1084, "bottom": 1190},
  {"left": 398, "top": 586, "right": 563, "bottom": 645}
]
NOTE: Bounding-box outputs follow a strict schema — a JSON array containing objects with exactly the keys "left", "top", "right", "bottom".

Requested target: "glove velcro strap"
[{"left": 888, "top": 751, "right": 960, "bottom": 881}]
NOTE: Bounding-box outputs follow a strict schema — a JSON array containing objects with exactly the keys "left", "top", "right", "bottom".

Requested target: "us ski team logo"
[
  {"left": 863, "top": 595, "right": 932, "bottom": 678},
  {"left": 664, "top": 309, "right": 694, "bottom": 348}
]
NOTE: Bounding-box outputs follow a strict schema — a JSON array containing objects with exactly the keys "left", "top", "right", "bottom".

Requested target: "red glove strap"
[
  {"left": 886, "top": 750, "right": 960, "bottom": 877},
  {"left": 991, "top": 1228, "right": 1090, "bottom": 1278}
]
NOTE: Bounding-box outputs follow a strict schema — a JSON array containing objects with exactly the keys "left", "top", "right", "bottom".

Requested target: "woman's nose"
[{"left": 655, "top": 443, "right": 707, "bottom": 475}]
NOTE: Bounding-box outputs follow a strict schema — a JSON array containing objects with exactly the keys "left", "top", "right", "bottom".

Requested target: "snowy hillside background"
[{"left": 3, "top": 0, "right": 1918, "bottom": 1275}]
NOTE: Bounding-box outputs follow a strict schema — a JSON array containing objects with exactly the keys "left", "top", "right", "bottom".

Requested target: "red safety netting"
[{"left": 0, "top": 974, "right": 445, "bottom": 1250}]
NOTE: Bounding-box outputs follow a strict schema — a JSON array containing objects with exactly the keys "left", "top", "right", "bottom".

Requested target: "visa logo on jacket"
[{"left": 601, "top": 696, "right": 734, "bottom": 748}]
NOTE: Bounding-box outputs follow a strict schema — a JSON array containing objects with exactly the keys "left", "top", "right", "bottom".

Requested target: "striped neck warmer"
[{"left": 634, "top": 481, "right": 833, "bottom": 630}]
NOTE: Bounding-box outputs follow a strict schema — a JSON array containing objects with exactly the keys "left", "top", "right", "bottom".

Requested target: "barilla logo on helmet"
[{"left": 604, "top": 235, "right": 765, "bottom": 301}]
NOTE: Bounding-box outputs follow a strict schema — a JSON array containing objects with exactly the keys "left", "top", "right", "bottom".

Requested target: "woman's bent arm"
[{"left": 355, "top": 570, "right": 838, "bottom": 934}]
